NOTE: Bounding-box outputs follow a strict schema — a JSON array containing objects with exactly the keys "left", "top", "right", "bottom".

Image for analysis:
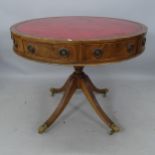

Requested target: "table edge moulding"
[{"left": 10, "top": 16, "right": 147, "bottom": 135}]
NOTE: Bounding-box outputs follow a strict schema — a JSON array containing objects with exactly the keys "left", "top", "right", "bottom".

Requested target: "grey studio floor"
[{"left": 0, "top": 68, "right": 155, "bottom": 155}]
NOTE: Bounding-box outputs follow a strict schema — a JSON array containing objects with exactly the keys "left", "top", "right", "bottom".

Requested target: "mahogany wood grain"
[
  {"left": 10, "top": 17, "right": 147, "bottom": 135},
  {"left": 38, "top": 67, "right": 119, "bottom": 134},
  {"left": 11, "top": 17, "right": 147, "bottom": 66}
]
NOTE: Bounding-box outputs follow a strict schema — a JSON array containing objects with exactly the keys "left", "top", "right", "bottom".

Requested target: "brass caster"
[
  {"left": 103, "top": 89, "right": 109, "bottom": 97},
  {"left": 38, "top": 123, "right": 48, "bottom": 134},
  {"left": 109, "top": 124, "right": 120, "bottom": 135},
  {"left": 50, "top": 88, "right": 55, "bottom": 96}
]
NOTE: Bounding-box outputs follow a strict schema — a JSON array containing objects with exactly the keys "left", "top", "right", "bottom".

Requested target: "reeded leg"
[
  {"left": 38, "top": 78, "right": 77, "bottom": 134},
  {"left": 86, "top": 75, "right": 109, "bottom": 97},
  {"left": 80, "top": 78, "right": 120, "bottom": 134},
  {"left": 50, "top": 75, "right": 72, "bottom": 96}
]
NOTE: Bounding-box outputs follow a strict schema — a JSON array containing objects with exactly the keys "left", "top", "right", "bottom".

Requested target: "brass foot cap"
[
  {"left": 103, "top": 88, "right": 109, "bottom": 97},
  {"left": 38, "top": 123, "right": 48, "bottom": 134},
  {"left": 109, "top": 124, "right": 120, "bottom": 135},
  {"left": 50, "top": 88, "right": 55, "bottom": 96}
]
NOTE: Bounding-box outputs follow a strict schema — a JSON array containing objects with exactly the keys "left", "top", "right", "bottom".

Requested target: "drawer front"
[
  {"left": 138, "top": 35, "right": 146, "bottom": 53},
  {"left": 82, "top": 38, "right": 139, "bottom": 63},
  {"left": 12, "top": 33, "right": 145, "bottom": 65},
  {"left": 12, "top": 36, "right": 24, "bottom": 53},
  {"left": 21, "top": 41, "right": 79, "bottom": 63}
]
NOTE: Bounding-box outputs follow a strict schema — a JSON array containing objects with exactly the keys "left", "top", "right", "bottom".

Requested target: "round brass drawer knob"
[
  {"left": 93, "top": 48, "right": 103, "bottom": 58},
  {"left": 142, "top": 37, "right": 146, "bottom": 46},
  {"left": 13, "top": 39, "right": 18, "bottom": 48},
  {"left": 27, "top": 45, "right": 35, "bottom": 54},
  {"left": 59, "top": 48, "right": 70, "bottom": 57},
  {"left": 127, "top": 44, "right": 134, "bottom": 53}
]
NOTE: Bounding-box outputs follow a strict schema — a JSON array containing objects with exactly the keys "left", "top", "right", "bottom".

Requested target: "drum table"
[{"left": 10, "top": 16, "right": 147, "bottom": 135}]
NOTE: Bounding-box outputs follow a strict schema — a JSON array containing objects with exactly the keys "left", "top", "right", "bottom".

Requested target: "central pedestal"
[{"left": 38, "top": 67, "right": 120, "bottom": 135}]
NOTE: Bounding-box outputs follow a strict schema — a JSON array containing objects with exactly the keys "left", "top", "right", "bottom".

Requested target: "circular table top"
[
  {"left": 11, "top": 16, "right": 147, "bottom": 42},
  {"left": 10, "top": 16, "right": 147, "bottom": 66}
]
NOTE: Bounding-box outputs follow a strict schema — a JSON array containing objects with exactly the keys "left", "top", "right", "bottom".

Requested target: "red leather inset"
[{"left": 15, "top": 16, "right": 146, "bottom": 41}]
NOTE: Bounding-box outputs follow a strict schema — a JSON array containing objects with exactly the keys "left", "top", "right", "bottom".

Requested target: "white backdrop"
[{"left": 0, "top": 0, "right": 154, "bottom": 78}]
